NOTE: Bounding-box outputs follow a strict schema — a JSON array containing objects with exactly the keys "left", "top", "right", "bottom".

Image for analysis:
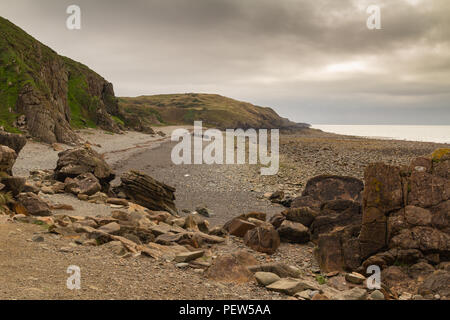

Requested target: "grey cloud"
[{"left": 0, "top": 0, "right": 448, "bottom": 124}]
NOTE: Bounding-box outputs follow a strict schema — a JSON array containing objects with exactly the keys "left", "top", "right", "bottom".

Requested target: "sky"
[{"left": 1, "top": 0, "right": 449, "bottom": 125}]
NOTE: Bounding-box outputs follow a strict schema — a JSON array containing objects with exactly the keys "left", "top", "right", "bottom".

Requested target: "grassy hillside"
[
  {"left": 119, "top": 93, "right": 308, "bottom": 130},
  {"left": 0, "top": 16, "right": 120, "bottom": 142}
]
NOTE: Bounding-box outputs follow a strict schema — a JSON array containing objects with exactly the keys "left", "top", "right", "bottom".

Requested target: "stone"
[
  {"left": 0, "top": 176, "right": 26, "bottom": 196},
  {"left": 16, "top": 192, "right": 51, "bottom": 216},
  {"left": 64, "top": 173, "right": 101, "bottom": 196},
  {"left": 404, "top": 206, "right": 432, "bottom": 226},
  {"left": 0, "top": 132, "right": 27, "bottom": 154},
  {"left": 0, "top": 145, "right": 17, "bottom": 174},
  {"left": 336, "top": 287, "right": 367, "bottom": 300},
  {"left": 248, "top": 263, "right": 301, "bottom": 278},
  {"left": 174, "top": 250, "right": 204, "bottom": 263},
  {"left": 107, "top": 198, "right": 129, "bottom": 206},
  {"left": 243, "top": 224, "right": 280, "bottom": 255},
  {"left": 292, "top": 175, "right": 364, "bottom": 209},
  {"left": 418, "top": 270, "right": 450, "bottom": 297},
  {"left": 269, "top": 212, "right": 286, "bottom": 229},
  {"left": 345, "top": 272, "right": 366, "bottom": 285},
  {"left": 31, "top": 235, "right": 44, "bottom": 242},
  {"left": 55, "top": 146, "right": 115, "bottom": 185},
  {"left": 266, "top": 278, "right": 319, "bottom": 296},
  {"left": 254, "top": 272, "right": 280, "bottom": 286},
  {"left": 310, "top": 199, "right": 361, "bottom": 240},
  {"left": 409, "top": 262, "right": 435, "bottom": 280},
  {"left": 283, "top": 207, "right": 318, "bottom": 227},
  {"left": 88, "top": 192, "right": 108, "bottom": 203},
  {"left": 381, "top": 266, "right": 411, "bottom": 288},
  {"left": 98, "top": 222, "right": 121, "bottom": 235},
  {"left": 205, "top": 251, "right": 257, "bottom": 283},
  {"left": 408, "top": 171, "right": 448, "bottom": 208},
  {"left": 360, "top": 163, "right": 403, "bottom": 258},
  {"left": 117, "top": 170, "right": 177, "bottom": 215},
  {"left": 369, "top": 290, "right": 385, "bottom": 300},
  {"left": 104, "top": 241, "right": 126, "bottom": 255},
  {"left": 227, "top": 219, "right": 256, "bottom": 237},
  {"left": 277, "top": 220, "right": 310, "bottom": 243},
  {"left": 195, "top": 206, "right": 211, "bottom": 217}
]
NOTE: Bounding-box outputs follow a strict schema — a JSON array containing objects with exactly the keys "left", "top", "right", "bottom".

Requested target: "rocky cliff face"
[{"left": 0, "top": 17, "right": 121, "bottom": 144}]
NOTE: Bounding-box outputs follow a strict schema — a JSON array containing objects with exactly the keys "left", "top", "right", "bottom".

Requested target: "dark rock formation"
[
  {"left": 16, "top": 192, "right": 51, "bottom": 216},
  {"left": 0, "top": 145, "right": 17, "bottom": 175},
  {"left": 0, "top": 17, "right": 121, "bottom": 143},
  {"left": 244, "top": 224, "right": 280, "bottom": 255},
  {"left": 0, "top": 132, "right": 27, "bottom": 154},
  {"left": 118, "top": 170, "right": 177, "bottom": 215},
  {"left": 54, "top": 146, "right": 115, "bottom": 186},
  {"left": 291, "top": 175, "right": 364, "bottom": 209}
]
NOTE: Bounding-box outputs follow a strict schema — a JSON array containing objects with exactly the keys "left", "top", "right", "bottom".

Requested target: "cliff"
[{"left": 0, "top": 17, "right": 121, "bottom": 144}]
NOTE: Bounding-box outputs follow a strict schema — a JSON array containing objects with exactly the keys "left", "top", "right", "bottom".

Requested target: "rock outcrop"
[
  {"left": 117, "top": 170, "right": 177, "bottom": 215},
  {"left": 54, "top": 146, "right": 115, "bottom": 186},
  {"left": 0, "top": 146, "right": 17, "bottom": 175},
  {"left": 0, "top": 17, "right": 121, "bottom": 143},
  {"left": 0, "top": 132, "right": 27, "bottom": 154}
]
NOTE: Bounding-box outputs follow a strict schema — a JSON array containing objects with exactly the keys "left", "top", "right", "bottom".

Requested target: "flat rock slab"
[
  {"left": 254, "top": 272, "right": 280, "bottom": 286},
  {"left": 175, "top": 250, "right": 205, "bottom": 263},
  {"left": 266, "top": 278, "right": 319, "bottom": 296}
]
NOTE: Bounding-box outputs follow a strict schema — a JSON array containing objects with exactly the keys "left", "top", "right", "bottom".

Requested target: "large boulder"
[
  {"left": 54, "top": 146, "right": 115, "bottom": 184},
  {"left": 16, "top": 192, "right": 51, "bottom": 216},
  {"left": 117, "top": 170, "right": 177, "bottom": 215},
  {"left": 0, "top": 132, "right": 27, "bottom": 154},
  {"left": 277, "top": 220, "right": 310, "bottom": 243},
  {"left": 418, "top": 270, "right": 450, "bottom": 297},
  {"left": 291, "top": 175, "right": 363, "bottom": 209},
  {"left": 359, "top": 163, "right": 403, "bottom": 258},
  {"left": 205, "top": 251, "right": 257, "bottom": 283},
  {"left": 310, "top": 200, "right": 361, "bottom": 241},
  {"left": 283, "top": 207, "right": 318, "bottom": 227},
  {"left": 0, "top": 176, "right": 26, "bottom": 196},
  {"left": 0, "top": 145, "right": 17, "bottom": 175},
  {"left": 64, "top": 173, "right": 101, "bottom": 196},
  {"left": 244, "top": 224, "right": 280, "bottom": 255}
]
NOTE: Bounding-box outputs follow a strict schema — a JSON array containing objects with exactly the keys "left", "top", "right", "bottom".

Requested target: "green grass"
[{"left": 315, "top": 274, "right": 327, "bottom": 285}]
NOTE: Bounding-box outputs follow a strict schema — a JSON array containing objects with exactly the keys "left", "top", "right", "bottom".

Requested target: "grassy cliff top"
[{"left": 119, "top": 93, "right": 306, "bottom": 129}]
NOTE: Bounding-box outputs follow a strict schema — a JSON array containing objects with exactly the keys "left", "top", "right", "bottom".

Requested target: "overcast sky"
[{"left": 1, "top": 0, "right": 449, "bottom": 124}]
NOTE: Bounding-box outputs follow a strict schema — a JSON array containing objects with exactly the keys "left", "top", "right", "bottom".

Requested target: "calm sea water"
[{"left": 312, "top": 125, "right": 450, "bottom": 144}]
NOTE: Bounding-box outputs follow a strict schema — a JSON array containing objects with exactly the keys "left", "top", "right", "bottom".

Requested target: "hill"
[
  {"left": 119, "top": 93, "right": 309, "bottom": 131},
  {"left": 0, "top": 16, "right": 121, "bottom": 144}
]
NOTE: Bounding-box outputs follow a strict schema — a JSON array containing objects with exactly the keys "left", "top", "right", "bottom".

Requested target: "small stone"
[
  {"left": 369, "top": 290, "right": 385, "bottom": 300},
  {"left": 254, "top": 272, "right": 281, "bottom": 286},
  {"left": 174, "top": 250, "right": 204, "bottom": 263},
  {"left": 176, "top": 263, "right": 189, "bottom": 268},
  {"left": 399, "top": 292, "right": 413, "bottom": 300},
  {"left": 59, "top": 247, "right": 73, "bottom": 253},
  {"left": 336, "top": 287, "right": 367, "bottom": 300},
  {"left": 345, "top": 272, "right": 366, "bottom": 285},
  {"left": 31, "top": 235, "right": 44, "bottom": 242},
  {"left": 412, "top": 294, "right": 424, "bottom": 300}
]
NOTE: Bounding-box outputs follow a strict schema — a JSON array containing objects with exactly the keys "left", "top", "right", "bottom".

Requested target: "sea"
[{"left": 311, "top": 125, "right": 450, "bottom": 144}]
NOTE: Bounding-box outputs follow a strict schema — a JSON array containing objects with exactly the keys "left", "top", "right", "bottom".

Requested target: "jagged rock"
[
  {"left": 277, "top": 220, "right": 310, "bottom": 243},
  {"left": 0, "top": 145, "right": 17, "bottom": 174},
  {"left": 291, "top": 175, "right": 364, "bottom": 209},
  {"left": 345, "top": 272, "right": 366, "bottom": 284},
  {"left": 418, "top": 270, "right": 450, "bottom": 297},
  {"left": 205, "top": 251, "right": 257, "bottom": 283},
  {"left": 254, "top": 272, "right": 280, "bottom": 286},
  {"left": 269, "top": 212, "right": 286, "bottom": 229},
  {"left": 243, "top": 224, "right": 280, "bottom": 255},
  {"left": 248, "top": 263, "right": 301, "bottom": 278},
  {"left": 98, "top": 222, "right": 121, "bottom": 235},
  {"left": 227, "top": 219, "right": 256, "bottom": 237},
  {"left": 266, "top": 278, "right": 319, "bottom": 296},
  {"left": 55, "top": 146, "right": 115, "bottom": 185},
  {"left": 317, "top": 224, "right": 362, "bottom": 272},
  {"left": 0, "top": 176, "right": 25, "bottom": 196},
  {"left": 174, "top": 250, "right": 204, "bottom": 263},
  {"left": 335, "top": 288, "right": 367, "bottom": 300},
  {"left": 409, "top": 262, "right": 435, "bottom": 280},
  {"left": 0, "top": 132, "right": 27, "bottom": 154},
  {"left": 16, "top": 192, "right": 51, "bottom": 216},
  {"left": 64, "top": 173, "right": 101, "bottom": 196},
  {"left": 359, "top": 163, "right": 403, "bottom": 258},
  {"left": 118, "top": 170, "right": 177, "bottom": 215},
  {"left": 107, "top": 198, "right": 129, "bottom": 206},
  {"left": 283, "top": 207, "right": 318, "bottom": 227},
  {"left": 310, "top": 200, "right": 361, "bottom": 241}
]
